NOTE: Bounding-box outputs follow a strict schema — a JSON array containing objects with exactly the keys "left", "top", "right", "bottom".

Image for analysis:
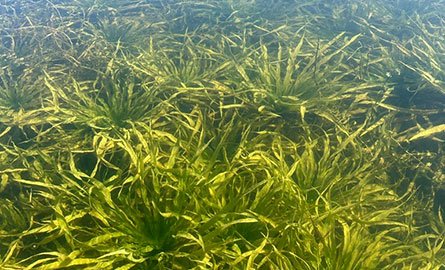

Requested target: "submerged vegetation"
[{"left": 0, "top": 0, "right": 444, "bottom": 269}]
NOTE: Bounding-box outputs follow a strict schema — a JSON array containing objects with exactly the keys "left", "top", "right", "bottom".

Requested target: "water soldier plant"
[{"left": 1, "top": 0, "right": 444, "bottom": 269}]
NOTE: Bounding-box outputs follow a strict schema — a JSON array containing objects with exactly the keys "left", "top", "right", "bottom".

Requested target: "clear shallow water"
[{"left": 0, "top": 0, "right": 444, "bottom": 269}]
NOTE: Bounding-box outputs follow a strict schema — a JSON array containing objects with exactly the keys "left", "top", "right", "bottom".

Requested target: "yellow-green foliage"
[{"left": 0, "top": 0, "right": 444, "bottom": 269}]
